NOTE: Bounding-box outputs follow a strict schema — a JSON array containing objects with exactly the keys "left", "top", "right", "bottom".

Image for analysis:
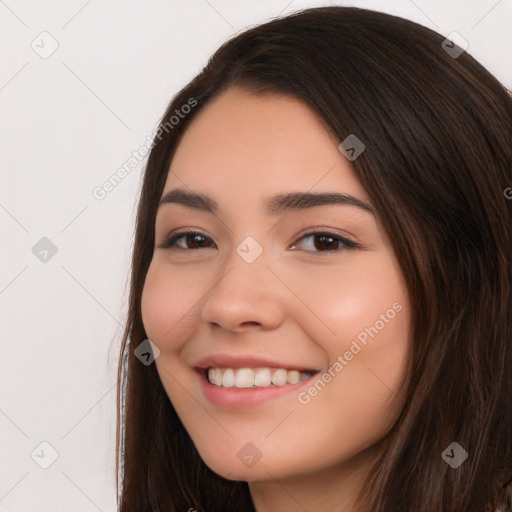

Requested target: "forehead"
[{"left": 164, "top": 86, "right": 368, "bottom": 204}]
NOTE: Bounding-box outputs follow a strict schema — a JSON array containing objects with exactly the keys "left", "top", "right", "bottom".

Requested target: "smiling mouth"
[{"left": 202, "top": 367, "right": 318, "bottom": 388}]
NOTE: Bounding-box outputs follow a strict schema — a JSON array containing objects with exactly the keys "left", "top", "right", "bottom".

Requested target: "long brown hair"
[{"left": 116, "top": 6, "right": 512, "bottom": 511}]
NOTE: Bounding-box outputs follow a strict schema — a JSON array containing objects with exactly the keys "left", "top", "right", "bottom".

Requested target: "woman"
[{"left": 116, "top": 6, "right": 512, "bottom": 511}]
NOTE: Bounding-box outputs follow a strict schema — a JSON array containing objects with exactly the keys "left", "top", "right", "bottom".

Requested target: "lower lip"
[{"left": 197, "top": 370, "right": 319, "bottom": 407}]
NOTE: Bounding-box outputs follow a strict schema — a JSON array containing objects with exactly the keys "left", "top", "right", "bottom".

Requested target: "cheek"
[
  {"left": 277, "top": 250, "right": 410, "bottom": 411},
  {"left": 319, "top": 253, "right": 410, "bottom": 428},
  {"left": 326, "top": 255, "right": 408, "bottom": 341},
  {"left": 274, "top": 251, "right": 408, "bottom": 341},
  {"left": 141, "top": 260, "right": 204, "bottom": 346}
]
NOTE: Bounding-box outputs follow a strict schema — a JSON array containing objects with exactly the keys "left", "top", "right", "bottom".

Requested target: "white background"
[{"left": 0, "top": 1, "right": 510, "bottom": 510}]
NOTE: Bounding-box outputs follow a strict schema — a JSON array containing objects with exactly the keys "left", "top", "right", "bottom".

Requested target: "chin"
[{"left": 198, "top": 446, "right": 298, "bottom": 483}]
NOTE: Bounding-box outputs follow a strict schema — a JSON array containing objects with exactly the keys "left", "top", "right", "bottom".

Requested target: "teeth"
[
  {"left": 235, "top": 368, "right": 254, "bottom": 388},
  {"left": 222, "top": 368, "right": 235, "bottom": 387},
  {"left": 254, "top": 368, "right": 271, "bottom": 387},
  {"left": 207, "top": 367, "right": 313, "bottom": 388},
  {"left": 287, "top": 370, "right": 300, "bottom": 384},
  {"left": 271, "top": 369, "right": 287, "bottom": 386}
]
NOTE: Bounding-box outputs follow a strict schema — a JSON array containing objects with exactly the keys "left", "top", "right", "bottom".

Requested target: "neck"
[{"left": 248, "top": 447, "right": 375, "bottom": 512}]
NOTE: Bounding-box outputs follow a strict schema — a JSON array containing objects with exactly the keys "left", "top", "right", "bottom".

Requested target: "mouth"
[
  {"left": 195, "top": 366, "right": 321, "bottom": 407},
  {"left": 201, "top": 366, "right": 316, "bottom": 388}
]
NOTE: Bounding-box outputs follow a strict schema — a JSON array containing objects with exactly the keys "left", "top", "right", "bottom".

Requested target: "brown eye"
[
  {"left": 159, "top": 231, "right": 216, "bottom": 250},
  {"left": 313, "top": 234, "right": 339, "bottom": 251},
  {"left": 290, "top": 232, "right": 360, "bottom": 253}
]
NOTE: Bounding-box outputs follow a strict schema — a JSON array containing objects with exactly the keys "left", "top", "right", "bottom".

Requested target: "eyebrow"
[{"left": 158, "top": 188, "right": 375, "bottom": 216}]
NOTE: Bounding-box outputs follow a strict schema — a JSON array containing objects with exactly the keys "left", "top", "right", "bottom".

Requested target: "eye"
[
  {"left": 289, "top": 231, "right": 361, "bottom": 253},
  {"left": 158, "top": 230, "right": 216, "bottom": 250},
  {"left": 158, "top": 229, "right": 360, "bottom": 253}
]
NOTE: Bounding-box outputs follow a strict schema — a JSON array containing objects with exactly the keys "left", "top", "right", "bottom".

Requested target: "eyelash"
[{"left": 158, "top": 229, "right": 361, "bottom": 253}]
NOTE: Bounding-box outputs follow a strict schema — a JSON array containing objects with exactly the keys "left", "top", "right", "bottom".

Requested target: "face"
[{"left": 141, "top": 86, "right": 411, "bottom": 485}]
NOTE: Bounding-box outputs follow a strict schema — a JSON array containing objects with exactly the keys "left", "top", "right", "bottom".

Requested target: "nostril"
[{"left": 240, "top": 321, "right": 261, "bottom": 327}]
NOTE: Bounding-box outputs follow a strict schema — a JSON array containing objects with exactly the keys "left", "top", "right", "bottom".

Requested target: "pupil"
[
  {"left": 315, "top": 235, "right": 337, "bottom": 251},
  {"left": 189, "top": 234, "right": 206, "bottom": 248}
]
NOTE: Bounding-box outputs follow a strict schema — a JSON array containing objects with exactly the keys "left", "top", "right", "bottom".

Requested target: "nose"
[{"left": 199, "top": 245, "right": 287, "bottom": 333}]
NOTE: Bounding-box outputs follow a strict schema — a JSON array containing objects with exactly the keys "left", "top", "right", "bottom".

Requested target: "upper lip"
[{"left": 193, "top": 354, "right": 320, "bottom": 373}]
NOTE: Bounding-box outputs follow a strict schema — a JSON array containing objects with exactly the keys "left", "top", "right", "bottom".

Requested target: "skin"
[{"left": 141, "top": 86, "right": 411, "bottom": 512}]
